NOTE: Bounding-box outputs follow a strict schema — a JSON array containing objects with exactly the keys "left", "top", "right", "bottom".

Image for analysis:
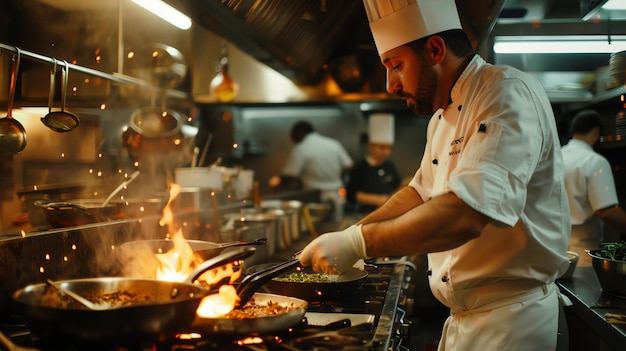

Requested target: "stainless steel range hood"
[{"left": 174, "top": 0, "right": 505, "bottom": 91}]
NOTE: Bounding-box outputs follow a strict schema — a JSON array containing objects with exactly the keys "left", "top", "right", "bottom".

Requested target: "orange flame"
[
  {"left": 196, "top": 285, "right": 240, "bottom": 318},
  {"left": 155, "top": 181, "right": 240, "bottom": 317}
]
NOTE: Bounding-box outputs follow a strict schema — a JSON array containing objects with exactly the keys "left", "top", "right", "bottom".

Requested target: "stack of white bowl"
[{"left": 608, "top": 50, "right": 626, "bottom": 89}]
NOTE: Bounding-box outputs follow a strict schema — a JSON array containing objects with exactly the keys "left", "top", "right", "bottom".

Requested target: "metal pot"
[
  {"left": 120, "top": 106, "right": 184, "bottom": 162},
  {"left": 232, "top": 210, "right": 283, "bottom": 263},
  {"left": 34, "top": 199, "right": 118, "bottom": 228},
  {"left": 588, "top": 249, "right": 626, "bottom": 297},
  {"left": 245, "top": 263, "right": 368, "bottom": 302},
  {"left": 262, "top": 200, "right": 303, "bottom": 246},
  {"left": 12, "top": 247, "right": 256, "bottom": 346}
]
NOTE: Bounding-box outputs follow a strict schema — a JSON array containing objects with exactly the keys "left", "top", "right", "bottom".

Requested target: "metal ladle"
[
  {"left": 0, "top": 47, "right": 27, "bottom": 154},
  {"left": 40, "top": 60, "right": 79, "bottom": 132}
]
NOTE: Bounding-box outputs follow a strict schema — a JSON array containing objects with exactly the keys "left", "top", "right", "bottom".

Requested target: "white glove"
[{"left": 299, "top": 225, "right": 368, "bottom": 274}]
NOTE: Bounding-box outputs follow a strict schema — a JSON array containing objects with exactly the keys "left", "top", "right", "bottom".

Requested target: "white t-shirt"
[
  {"left": 409, "top": 55, "right": 570, "bottom": 311},
  {"left": 282, "top": 132, "right": 353, "bottom": 191},
  {"left": 561, "top": 139, "right": 618, "bottom": 224}
]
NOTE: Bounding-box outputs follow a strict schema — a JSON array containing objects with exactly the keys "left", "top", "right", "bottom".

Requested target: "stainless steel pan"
[
  {"left": 12, "top": 247, "right": 256, "bottom": 346},
  {"left": 189, "top": 292, "right": 307, "bottom": 335},
  {"left": 119, "top": 237, "right": 267, "bottom": 260}
]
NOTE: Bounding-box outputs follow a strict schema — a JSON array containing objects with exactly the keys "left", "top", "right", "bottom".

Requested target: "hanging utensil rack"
[{"left": 0, "top": 43, "right": 188, "bottom": 100}]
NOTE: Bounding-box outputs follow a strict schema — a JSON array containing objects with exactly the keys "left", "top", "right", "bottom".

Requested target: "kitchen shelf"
[
  {"left": 0, "top": 43, "right": 188, "bottom": 100},
  {"left": 548, "top": 85, "right": 625, "bottom": 105},
  {"left": 590, "top": 84, "right": 626, "bottom": 105},
  {"left": 599, "top": 139, "right": 626, "bottom": 150}
]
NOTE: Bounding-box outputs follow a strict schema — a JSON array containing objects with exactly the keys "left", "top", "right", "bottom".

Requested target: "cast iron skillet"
[{"left": 245, "top": 262, "right": 368, "bottom": 302}]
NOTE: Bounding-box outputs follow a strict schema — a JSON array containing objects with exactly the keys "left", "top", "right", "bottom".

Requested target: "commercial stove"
[{"left": 0, "top": 257, "right": 417, "bottom": 351}]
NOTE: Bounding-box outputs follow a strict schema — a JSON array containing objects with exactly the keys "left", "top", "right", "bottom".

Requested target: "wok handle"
[
  {"left": 0, "top": 331, "right": 18, "bottom": 351},
  {"left": 236, "top": 258, "right": 300, "bottom": 307},
  {"left": 185, "top": 246, "right": 257, "bottom": 285},
  {"left": 217, "top": 237, "right": 267, "bottom": 248}
]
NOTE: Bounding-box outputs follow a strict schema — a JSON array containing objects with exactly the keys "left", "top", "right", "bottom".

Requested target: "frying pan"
[
  {"left": 119, "top": 237, "right": 267, "bottom": 260},
  {"left": 188, "top": 259, "right": 307, "bottom": 335},
  {"left": 189, "top": 292, "right": 307, "bottom": 335},
  {"left": 12, "top": 247, "right": 256, "bottom": 346},
  {"left": 34, "top": 199, "right": 118, "bottom": 228},
  {"left": 246, "top": 262, "right": 368, "bottom": 302}
]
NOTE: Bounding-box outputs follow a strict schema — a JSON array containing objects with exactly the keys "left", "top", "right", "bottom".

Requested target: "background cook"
[
  {"left": 269, "top": 120, "right": 353, "bottom": 221},
  {"left": 562, "top": 109, "right": 626, "bottom": 266},
  {"left": 299, "top": 0, "right": 571, "bottom": 350},
  {"left": 345, "top": 113, "right": 403, "bottom": 214}
]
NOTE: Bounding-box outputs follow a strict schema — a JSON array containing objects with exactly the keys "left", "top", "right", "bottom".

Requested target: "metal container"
[
  {"left": 232, "top": 209, "right": 282, "bottom": 265},
  {"left": 588, "top": 249, "right": 626, "bottom": 297},
  {"left": 262, "top": 200, "right": 303, "bottom": 245}
]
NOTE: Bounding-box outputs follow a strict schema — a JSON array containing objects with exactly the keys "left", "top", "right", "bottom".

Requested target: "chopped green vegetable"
[
  {"left": 596, "top": 242, "right": 626, "bottom": 262},
  {"left": 274, "top": 272, "right": 334, "bottom": 283}
]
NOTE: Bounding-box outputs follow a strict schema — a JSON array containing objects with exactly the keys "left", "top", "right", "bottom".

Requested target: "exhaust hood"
[{"left": 173, "top": 0, "right": 505, "bottom": 91}]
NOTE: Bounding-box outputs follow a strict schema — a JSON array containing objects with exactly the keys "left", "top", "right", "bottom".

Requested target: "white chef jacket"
[
  {"left": 562, "top": 139, "right": 618, "bottom": 265},
  {"left": 409, "top": 55, "right": 570, "bottom": 350},
  {"left": 282, "top": 132, "right": 353, "bottom": 219},
  {"left": 282, "top": 132, "right": 353, "bottom": 191}
]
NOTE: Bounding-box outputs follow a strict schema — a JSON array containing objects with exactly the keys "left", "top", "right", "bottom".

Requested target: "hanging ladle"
[
  {"left": 0, "top": 47, "right": 27, "bottom": 154},
  {"left": 101, "top": 170, "right": 140, "bottom": 207},
  {"left": 41, "top": 60, "right": 79, "bottom": 132}
]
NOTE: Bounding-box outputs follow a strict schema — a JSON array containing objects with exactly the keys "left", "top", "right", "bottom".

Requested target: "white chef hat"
[
  {"left": 363, "top": 0, "right": 462, "bottom": 55},
  {"left": 368, "top": 113, "right": 395, "bottom": 145}
]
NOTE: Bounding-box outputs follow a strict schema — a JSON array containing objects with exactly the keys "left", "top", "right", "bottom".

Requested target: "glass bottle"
[{"left": 210, "top": 45, "right": 238, "bottom": 102}]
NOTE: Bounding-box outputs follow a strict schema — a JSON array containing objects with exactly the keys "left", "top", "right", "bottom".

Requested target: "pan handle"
[
  {"left": 216, "top": 237, "right": 267, "bottom": 248},
  {"left": 184, "top": 246, "right": 257, "bottom": 286},
  {"left": 236, "top": 258, "right": 300, "bottom": 307}
]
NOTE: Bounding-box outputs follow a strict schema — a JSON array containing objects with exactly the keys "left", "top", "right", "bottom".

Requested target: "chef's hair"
[
  {"left": 570, "top": 109, "right": 603, "bottom": 136},
  {"left": 406, "top": 29, "right": 474, "bottom": 59},
  {"left": 290, "top": 121, "right": 314, "bottom": 143}
]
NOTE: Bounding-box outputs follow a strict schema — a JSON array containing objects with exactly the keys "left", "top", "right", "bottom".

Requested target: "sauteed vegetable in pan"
[{"left": 246, "top": 262, "right": 369, "bottom": 302}]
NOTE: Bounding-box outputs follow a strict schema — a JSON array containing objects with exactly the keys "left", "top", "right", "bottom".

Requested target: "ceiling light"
[
  {"left": 602, "top": 0, "right": 626, "bottom": 10},
  {"left": 493, "top": 36, "right": 626, "bottom": 54},
  {"left": 132, "top": 0, "right": 192, "bottom": 30},
  {"left": 582, "top": 0, "right": 626, "bottom": 21}
]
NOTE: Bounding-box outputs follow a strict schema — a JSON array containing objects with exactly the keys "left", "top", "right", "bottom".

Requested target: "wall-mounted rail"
[{"left": 0, "top": 43, "right": 188, "bottom": 100}]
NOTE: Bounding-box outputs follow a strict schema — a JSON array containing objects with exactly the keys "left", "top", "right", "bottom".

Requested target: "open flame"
[{"left": 154, "top": 182, "right": 241, "bottom": 318}]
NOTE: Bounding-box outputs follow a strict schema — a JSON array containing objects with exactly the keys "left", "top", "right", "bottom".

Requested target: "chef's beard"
[{"left": 397, "top": 64, "right": 438, "bottom": 117}]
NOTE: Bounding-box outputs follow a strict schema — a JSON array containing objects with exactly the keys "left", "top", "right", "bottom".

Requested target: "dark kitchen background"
[
  {"left": 0, "top": 1, "right": 625, "bottom": 350},
  {"left": 0, "top": 0, "right": 624, "bottom": 234}
]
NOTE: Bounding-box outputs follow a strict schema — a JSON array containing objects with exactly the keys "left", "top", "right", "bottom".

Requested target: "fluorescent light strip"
[
  {"left": 132, "top": 0, "right": 192, "bottom": 30},
  {"left": 602, "top": 0, "right": 626, "bottom": 11},
  {"left": 494, "top": 40, "right": 626, "bottom": 54}
]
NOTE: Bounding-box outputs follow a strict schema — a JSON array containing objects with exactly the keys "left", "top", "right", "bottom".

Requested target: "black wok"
[
  {"left": 12, "top": 247, "right": 256, "bottom": 346},
  {"left": 246, "top": 262, "right": 368, "bottom": 302}
]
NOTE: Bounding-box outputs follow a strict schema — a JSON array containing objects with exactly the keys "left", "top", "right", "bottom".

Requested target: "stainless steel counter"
[{"left": 557, "top": 266, "right": 626, "bottom": 350}]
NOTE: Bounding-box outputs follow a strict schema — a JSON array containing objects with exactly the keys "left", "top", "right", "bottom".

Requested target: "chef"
[
  {"left": 562, "top": 109, "right": 626, "bottom": 266},
  {"left": 299, "top": 0, "right": 571, "bottom": 350},
  {"left": 345, "top": 113, "right": 402, "bottom": 214}
]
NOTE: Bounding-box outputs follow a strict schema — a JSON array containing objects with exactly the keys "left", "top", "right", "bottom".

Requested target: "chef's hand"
[{"left": 299, "top": 225, "right": 369, "bottom": 274}]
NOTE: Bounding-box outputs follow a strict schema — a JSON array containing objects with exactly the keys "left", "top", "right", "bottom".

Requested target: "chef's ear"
[{"left": 424, "top": 35, "right": 446, "bottom": 64}]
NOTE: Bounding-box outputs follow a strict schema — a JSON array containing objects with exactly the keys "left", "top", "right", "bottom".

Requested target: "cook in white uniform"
[
  {"left": 274, "top": 120, "right": 353, "bottom": 221},
  {"left": 299, "top": 1, "right": 571, "bottom": 350},
  {"left": 562, "top": 109, "right": 626, "bottom": 266}
]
